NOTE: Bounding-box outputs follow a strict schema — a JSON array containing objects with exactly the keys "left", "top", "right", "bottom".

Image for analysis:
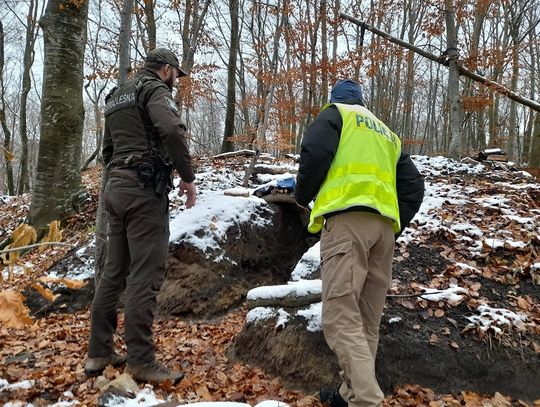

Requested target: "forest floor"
[{"left": 1, "top": 162, "right": 539, "bottom": 406}]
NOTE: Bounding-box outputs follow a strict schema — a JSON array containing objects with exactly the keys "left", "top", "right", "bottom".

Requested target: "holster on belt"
[{"left": 153, "top": 156, "right": 173, "bottom": 196}]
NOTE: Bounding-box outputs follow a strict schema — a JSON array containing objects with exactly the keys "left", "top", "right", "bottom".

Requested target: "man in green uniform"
[{"left": 85, "top": 48, "right": 196, "bottom": 384}]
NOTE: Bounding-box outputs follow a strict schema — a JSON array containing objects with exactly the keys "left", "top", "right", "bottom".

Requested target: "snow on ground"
[
  {"left": 47, "top": 236, "right": 96, "bottom": 281},
  {"left": 1, "top": 263, "right": 33, "bottom": 281},
  {"left": 0, "top": 378, "right": 290, "bottom": 407},
  {"left": 290, "top": 242, "right": 320, "bottom": 281},
  {"left": 420, "top": 285, "right": 469, "bottom": 303},
  {"left": 0, "top": 379, "right": 35, "bottom": 391},
  {"left": 465, "top": 305, "right": 531, "bottom": 335},
  {"left": 397, "top": 156, "right": 540, "bottom": 247},
  {"left": 243, "top": 154, "right": 539, "bottom": 336}
]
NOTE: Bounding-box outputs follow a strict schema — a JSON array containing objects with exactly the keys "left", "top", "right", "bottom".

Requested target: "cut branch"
[{"left": 339, "top": 13, "right": 540, "bottom": 113}]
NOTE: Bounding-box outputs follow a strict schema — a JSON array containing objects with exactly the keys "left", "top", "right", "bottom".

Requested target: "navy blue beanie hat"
[{"left": 330, "top": 79, "right": 364, "bottom": 105}]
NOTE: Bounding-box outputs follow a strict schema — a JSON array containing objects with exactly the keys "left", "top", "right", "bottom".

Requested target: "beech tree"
[
  {"left": 29, "top": 0, "right": 89, "bottom": 228},
  {"left": 531, "top": 112, "right": 540, "bottom": 167},
  {"left": 17, "top": 0, "right": 43, "bottom": 194},
  {"left": 221, "top": 0, "right": 239, "bottom": 153},
  {"left": 0, "top": 20, "right": 15, "bottom": 195}
]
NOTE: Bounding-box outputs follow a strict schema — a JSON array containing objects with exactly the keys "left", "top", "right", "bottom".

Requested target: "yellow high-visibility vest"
[{"left": 308, "top": 103, "right": 402, "bottom": 233}]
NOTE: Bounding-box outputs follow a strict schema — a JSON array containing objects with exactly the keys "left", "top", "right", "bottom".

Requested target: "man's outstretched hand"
[{"left": 179, "top": 180, "right": 196, "bottom": 208}]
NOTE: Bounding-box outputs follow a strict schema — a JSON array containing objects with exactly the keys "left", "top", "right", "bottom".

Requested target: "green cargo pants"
[{"left": 88, "top": 169, "right": 169, "bottom": 365}]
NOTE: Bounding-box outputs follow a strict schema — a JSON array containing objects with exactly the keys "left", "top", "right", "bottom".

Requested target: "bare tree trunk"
[
  {"left": 507, "top": 43, "right": 519, "bottom": 160},
  {"left": 283, "top": 0, "right": 296, "bottom": 154},
  {"left": 144, "top": 0, "right": 156, "bottom": 51},
  {"left": 80, "top": 82, "right": 106, "bottom": 171},
  {"left": 320, "top": 0, "right": 329, "bottom": 103},
  {"left": 0, "top": 20, "right": 15, "bottom": 195},
  {"left": 29, "top": 0, "right": 88, "bottom": 228},
  {"left": 176, "top": 0, "right": 211, "bottom": 118},
  {"left": 17, "top": 0, "right": 40, "bottom": 195},
  {"left": 445, "top": 0, "right": 463, "bottom": 159},
  {"left": 221, "top": 0, "right": 239, "bottom": 153},
  {"left": 95, "top": 0, "right": 133, "bottom": 284},
  {"left": 530, "top": 112, "right": 540, "bottom": 167},
  {"left": 522, "top": 27, "right": 537, "bottom": 160},
  {"left": 118, "top": 0, "right": 134, "bottom": 84}
]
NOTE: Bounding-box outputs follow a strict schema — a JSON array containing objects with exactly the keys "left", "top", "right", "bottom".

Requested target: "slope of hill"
[{"left": 0, "top": 155, "right": 538, "bottom": 406}]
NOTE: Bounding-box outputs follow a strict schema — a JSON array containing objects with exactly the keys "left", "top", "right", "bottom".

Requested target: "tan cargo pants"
[{"left": 321, "top": 211, "right": 395, "bottom": 407}]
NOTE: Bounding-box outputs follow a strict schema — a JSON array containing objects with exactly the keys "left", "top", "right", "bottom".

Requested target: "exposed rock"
[{"left": 100, "top": 373, "right": 139, "bottom": 394}]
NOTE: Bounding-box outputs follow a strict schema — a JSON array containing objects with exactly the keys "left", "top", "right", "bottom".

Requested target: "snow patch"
[
  {"left": 246, "top": 307, "right": 277, "bottom": 324},
  {"left": 466, "top": 305, "right": 529, "bottom": 335},
  {"left": 247, "top": 280, "right": 321, "bottom": 301},
  {"left": 291, "top": 243, "right": 320, "bottom": 281},
  {"left": 275, "top": 309, "right": 290, "bottom": 329},
  {"left": 297, "top": 302, "right": 322, "bottom": 332},
  {"left": 0, "top": 379, "right": 35, "bottom": 390},
  {"left": 420, "top": 285, "right": 469, "bottom": 303},
  {"left": 169, "top": 192, "right": 271, "bottom": 260}
]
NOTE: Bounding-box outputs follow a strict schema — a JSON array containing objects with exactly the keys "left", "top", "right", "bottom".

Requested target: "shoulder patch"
[{"left": 165, "top": 97, "right": 179, "bottom": 112}]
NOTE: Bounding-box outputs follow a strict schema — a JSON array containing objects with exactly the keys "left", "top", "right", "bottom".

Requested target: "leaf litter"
[{"left": 0, "top": 158, "right": 539, "bottom": 405}]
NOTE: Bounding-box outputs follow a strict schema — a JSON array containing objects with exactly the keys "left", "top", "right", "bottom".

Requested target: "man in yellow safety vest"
[{"left": 295, "top": 79, "right": 424, "bottom": 407}]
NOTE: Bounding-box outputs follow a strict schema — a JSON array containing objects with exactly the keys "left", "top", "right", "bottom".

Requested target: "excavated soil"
[
  {"left": 24, "top": 202, "right": 314, "bottom": 320},
  {"left": 232, "top": 243, "right": 540, "bottom": 401}
]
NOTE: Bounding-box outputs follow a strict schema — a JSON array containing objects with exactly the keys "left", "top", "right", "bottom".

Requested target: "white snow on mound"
[
  {"left": 246, "top": 307, "right": 290, "bottom": 330},
  {"left": 169, "top": 192, "right": 271, "bottom": 259},
  {"left": 291, "top": 242, "right": 320, "bottom": 281},
  {"left": 297, "top": 302, "right": 323, "bottom": 332},
  {"left": 246, "top": 307, "right": 279, "bottom": 324},
  {"left": 247, "top": 280, "right": 321, "bottom": 301}
]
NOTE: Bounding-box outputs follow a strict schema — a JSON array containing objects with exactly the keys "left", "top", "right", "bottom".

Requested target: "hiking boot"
[
  {"left": 125, "top": 360, "right": 184, "bottom": 384},
  {"left": 85, "top": 352, "right": 127, "bottom": 377},
  {"left": 320, "top": 386, "right": 348, "bottom": 407}
]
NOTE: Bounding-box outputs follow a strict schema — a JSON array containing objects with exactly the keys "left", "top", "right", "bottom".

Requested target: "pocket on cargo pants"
[{"left": 321, "top": 240, "right": 354, "bottom": 301}]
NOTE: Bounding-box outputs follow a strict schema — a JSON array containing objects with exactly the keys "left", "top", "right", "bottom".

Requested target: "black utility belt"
[{"left": 109, "top": 160, "right": 172, "bottom": 196}]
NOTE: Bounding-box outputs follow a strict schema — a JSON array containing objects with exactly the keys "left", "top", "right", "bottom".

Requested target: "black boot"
[{"left": 320, "top": 386, "right": 348, "bottom": 407}]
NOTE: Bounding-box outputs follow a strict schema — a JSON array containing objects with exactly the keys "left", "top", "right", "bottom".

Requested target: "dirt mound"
[
  {"left": 158, "top": 202, "right": 313, "bottom": 318},
  {"left": 232, "top": 244, "right": 540, "bottom": 400},
  {"left": 25, "top": 201, "right": 313, "bottom": 320}
]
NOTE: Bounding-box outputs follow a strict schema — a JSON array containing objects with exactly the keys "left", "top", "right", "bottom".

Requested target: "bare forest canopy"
[{"left": 1, "top": 0, "right": 540, "bottom": 200}]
